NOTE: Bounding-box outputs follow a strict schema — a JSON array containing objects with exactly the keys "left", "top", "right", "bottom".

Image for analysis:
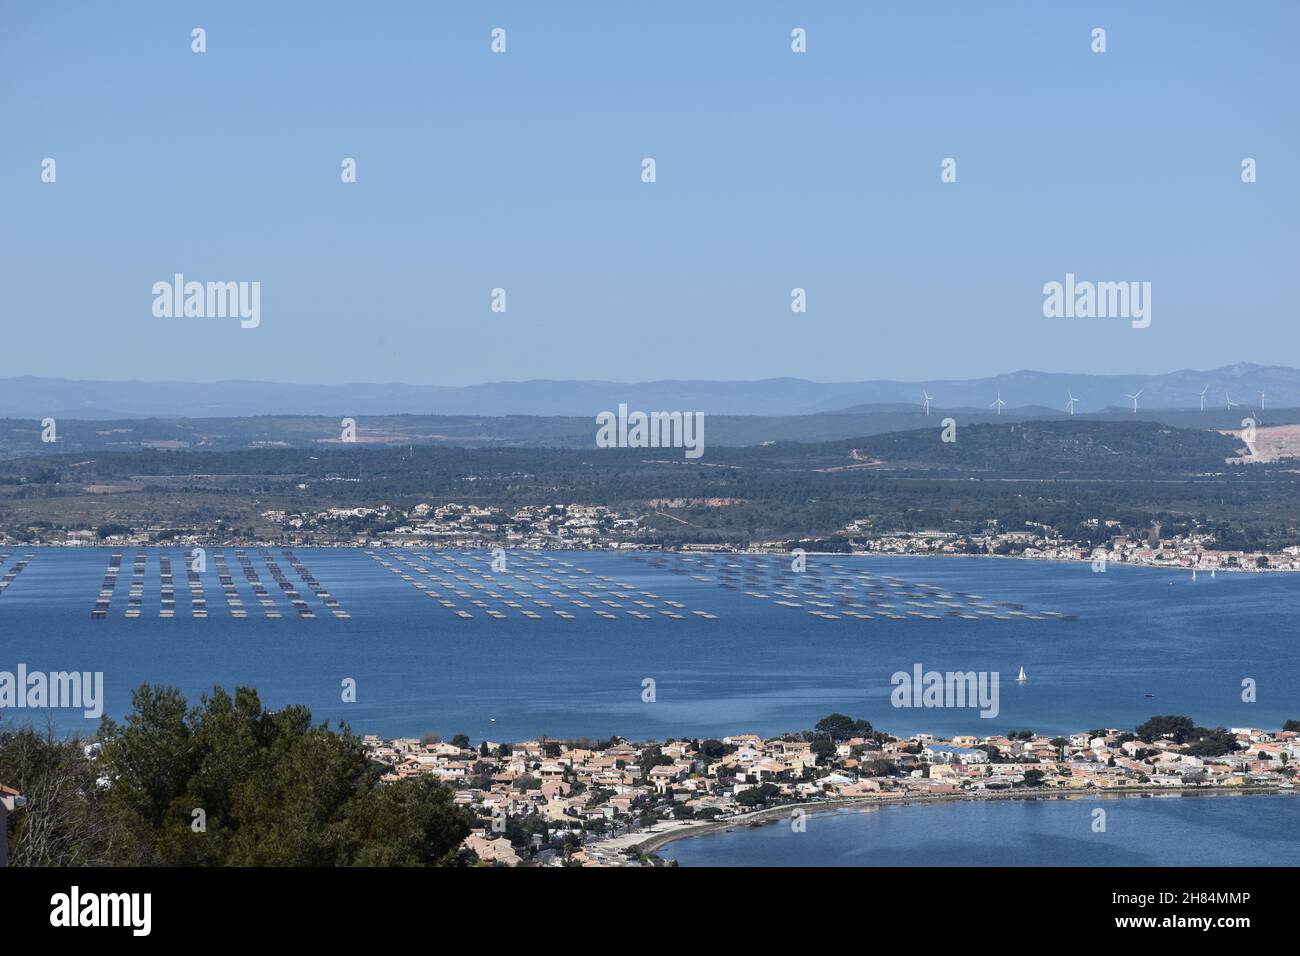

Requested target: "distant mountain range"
[{"left": 0, "top": 363, "right": 1294, "bottom": 419}]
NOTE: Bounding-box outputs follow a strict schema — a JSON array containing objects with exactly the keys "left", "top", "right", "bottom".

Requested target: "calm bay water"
[
  {"left": 660, "top": 793, "right": 1300, "bottom": 867},
  {"left": 1, "top": 547, "right": 1297, "bottom": 745}
]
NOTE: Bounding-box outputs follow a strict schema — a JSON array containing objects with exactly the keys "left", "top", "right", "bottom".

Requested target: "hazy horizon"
[{"left": 1, "top": 359, "right": 1297, "bottom": 390}]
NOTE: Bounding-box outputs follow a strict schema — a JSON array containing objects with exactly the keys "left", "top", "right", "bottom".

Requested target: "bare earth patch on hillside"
[{"left": 1222, "top": 424, "right": 1300, "bottom": 463}]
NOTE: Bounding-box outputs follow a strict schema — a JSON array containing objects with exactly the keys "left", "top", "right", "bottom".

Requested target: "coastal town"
[
  {"left": 362, "top": 716, "right": 1299, "bottom": 866},
  {"left": 7, "top": 498, "right": 1299, "bottom": 572},
  {"left": 841, "top": 525, "right": 1300, "bottom": 572}
]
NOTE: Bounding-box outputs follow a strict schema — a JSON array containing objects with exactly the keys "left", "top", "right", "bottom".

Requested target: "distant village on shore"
[
  {"left": 363, "top": 717, "right": 1299, "bottom": 866},
  {"left": 8, "top": 499, "right": 1300, "bottom": 572}
]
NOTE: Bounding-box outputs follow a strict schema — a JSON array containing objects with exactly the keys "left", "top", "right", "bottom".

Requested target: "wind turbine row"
[
  {"left": 1120, "top": 385, "right": 1269, "bottom": 414},
  {"left": 919, "top": 384, "right": 1271, "bottom": 419}
]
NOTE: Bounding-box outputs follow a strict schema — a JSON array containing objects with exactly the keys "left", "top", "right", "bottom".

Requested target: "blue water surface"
[{"left": 0, "top": 548, "right": 1295, "bottom": 745}]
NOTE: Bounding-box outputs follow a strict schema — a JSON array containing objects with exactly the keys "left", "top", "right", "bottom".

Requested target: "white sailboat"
[{"left": 1016, "top": 666, "right": 1027, "bottom": 682}]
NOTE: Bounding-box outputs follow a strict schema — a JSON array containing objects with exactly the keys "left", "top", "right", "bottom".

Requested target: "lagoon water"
[
  {"left": 660, "top": 794, "right": 1300, "bottom": 867},
  {"left": 1, "top": 547, "right": 1297, "bottom": 745}
]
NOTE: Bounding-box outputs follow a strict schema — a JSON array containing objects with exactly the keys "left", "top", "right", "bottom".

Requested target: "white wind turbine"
[
  {"left": 1225, "top": 392, "right": 1239, "bottom": 411},
  {"left": 1065, "top": 392, "right": 1078, "bottom": 416},
  {"left": 991, "top": 390, "right": 1006, "bottom": 416},
  {"left": 921, "top": 390, "right": 933, "bottom": 416},
  {"left": 1258, "top": 390, "right": 1265, "bottom": 411},
  {"left": 1199, "top": 385, "right": 1209, "bottom": 412},
  {"left": 1124, "top": 390, "right": 1142, "bottom": 413}
]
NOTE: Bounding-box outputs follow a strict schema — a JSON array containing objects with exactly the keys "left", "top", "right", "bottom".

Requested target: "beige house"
[{"left": 463, "top": 835, "right": 523, "bottom": 866}]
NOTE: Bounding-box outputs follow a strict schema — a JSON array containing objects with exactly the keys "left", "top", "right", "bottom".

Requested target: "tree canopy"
[{"left": 1, "top": 684, "right": 472, "bottom": 866}]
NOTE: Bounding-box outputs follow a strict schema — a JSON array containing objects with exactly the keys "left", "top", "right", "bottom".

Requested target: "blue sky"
[{"left": 1, "top": 1, "right": 1295, "bottom": 386}]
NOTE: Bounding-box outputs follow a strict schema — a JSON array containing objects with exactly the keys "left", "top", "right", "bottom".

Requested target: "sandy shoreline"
[{"left": 614, "top": 786, "right": 1291, "bottom": 858}]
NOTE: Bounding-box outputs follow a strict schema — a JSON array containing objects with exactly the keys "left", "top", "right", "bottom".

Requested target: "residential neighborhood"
[
  {"left": 262, "top": 502, "right": 646, "bottom": 550},
  {"left": 840, "top": 524, "right": 1300, "bottom": 572},
  {"left": 15, "top": 498, "right": 1298, "bottom": 573},
  {"left": 362, "top": 715, "right": 1299, "bottom": 866}
]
